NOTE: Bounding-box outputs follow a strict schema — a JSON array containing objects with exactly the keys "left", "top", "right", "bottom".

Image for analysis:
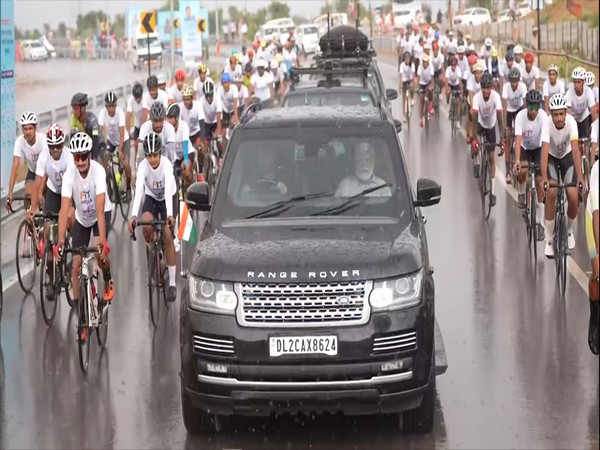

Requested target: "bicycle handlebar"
[
  {"left": 543, "top": 181, "right": 581, "bottom": 191},
  {"left": 62, "top": 246, "right": 101, "bottom": 255},
  {"left": 130, "top": 219, "right": 170, "bottom": 241},
  {"left": 6, "top": 195, "right": 29, "bottom": 213}
]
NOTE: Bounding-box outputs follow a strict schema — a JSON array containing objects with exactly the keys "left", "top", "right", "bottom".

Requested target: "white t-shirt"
[
  {"left": 126, "top": 95, "right": 145, "bottom": 128},
  {"left": 402, "top": 35, "right": 416, "bottom": 55},
  {"left": 251, "top": 71, "right": 274, "bottom": 101},
  {"left": 98, "top": 107, "right": 129, "bottom": 146},
  {"left": 173, "top": 120, "right": 195, "bottom": 161},
  {"left": 217, "top": 84, "right": 239, "bottom": 114},
  {"left": 193, "top": 76, "right": 208, "bottom": 101},
  {"left": 142, "top": 89, "right": 169, "bottom": 110},
  {"left": 61, "top": 160, "right": 112, "bottom": 228},
  {"left": 500, "top": 61, "right": 515, "bottom": 80},
  {"left": 13, "top": 133, "right": 47, "bottom": 173},
  {"left": 515, "top": 59, "right": 526, "bottom": 76},
  {"left": 167, "top": 84, "right": 184, "bottom": 104},
  {"left": 588, "top": 160, "right": 598, "bottom": 214},
  {"left": 138, "top": 120, "right": 176, "bottom": 159},
  {"left": 541, "top": 113, "right": 579, "bottom": 159},
  {"left": 543, "top": 79, "right": 566, "bottom": 99},
  {"left": 515, "top": 108, "right": 547, "bottom": 150},
  {"left": 520, "top": 66, "right": 540, "bottom": 91},
  {"left": 431, "top": 52, "right": 445, "bottom": 72},
  {"left": 467, "top": 74, "right": 482, "bottom": 95},
  {"left": 417, "top": 63, "right": 434, "bottom": 86},
  {"left": 237, "top": 84, "right": 250, "bottom": 106},
  {"left": 593, "top": 86, "right": 599, "bottom": 104},
  {"left": 457, "top": 56, "right": 469, "bottom": 78},
  {"left": 131, "top": 157, "right": 176, "bottom": 218},
  {"left": 200, "top": 95, "right": 223, "bottom": 124},
  {"left": 502, "top": 81, "right": 527, "bottom": 112},
  {"left": 412, "top": 42, "right": 423, "bottom": 60},
  {"left": 566, "top": 86, "right": 596, "bottom": 122},
  {"left": 399, "top": 62, "right": 416, "bottom": 83},
  {"left": 445, "top": 66, "right": 462, "bottom": 87},
  {"left": 472, "top": 90, "right": 503, "bottom": 129},
  {"left": 178, "top": 100, "right": 203, "bottom": 136},
  {"left": 35, "top": 148, "right": 74, "bottom": 194}
]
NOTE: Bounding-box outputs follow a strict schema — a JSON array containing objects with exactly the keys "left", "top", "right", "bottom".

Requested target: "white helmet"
[
  {"left": 585, "top": 71, "right": 595, "bottom": 86},
  {"left": 69, "top": 132, "right": 93, "bottom": 153},
  {"left": 484, "top": 37, "right": 492, "bottom": 47},
  {"left": 232, "top": 71, "right": 244, "bottom": 83},
  {"left": 20, "top": 111, "right": 38, "bottom": 126},
  {"left": 548, "top": 93, "right": 568, "bottom": 110},
  {"left": 270, "top": 60, "right": 278, "bottom": 69},
  {"left": 156, "top": 73, "right": 167, "bottom": 84},
  {"left": 457, "top": 45, "right": 465, "bottom": 53},
  {"left": 571, "top": 66, "right": 586, "bottom": 80},
  {"left": 513, "top": 45, "right": 523, "bottom": 54},
  {"left": 547, "top": 64, "right": 559, "bottom": 74},
  {"left": 46, "top": 123, "right": 66, "bottom": 146}
]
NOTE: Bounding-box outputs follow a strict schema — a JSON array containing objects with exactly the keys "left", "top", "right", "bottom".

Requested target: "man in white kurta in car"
[
  {"left": 99, "top": 91, "right": 132, "bottom": 196},
  {"left": 141, "top": 75, "right": 169, "bottom": 123},
  {"left": 128, "top": 132, "right": 178, "bottom": 303},
  {"left": 126, "top": 83, "right": 145, "bottom": 150},
  {"left": 470, "top": 72, "right": 504, "bottom": 206},
  {"left": 137, "top": 101, "right": 177, "bottom": 167},
  {"left": 5, "top": 112, "right": 49, "bottom": 213}
]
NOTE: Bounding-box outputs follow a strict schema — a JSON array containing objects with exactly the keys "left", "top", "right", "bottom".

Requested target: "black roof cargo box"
[{"left": 318, "top": 25, "right": 370, "bottom": 55}]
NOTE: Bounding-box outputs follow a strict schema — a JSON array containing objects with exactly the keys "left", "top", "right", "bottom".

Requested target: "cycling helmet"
[
  {"left": 513, "top": 45, "right": 523, "bottom": 54},
  {"left": 147, "top": 75, "right": 158, "bottom": 89},
  {"left": 247, "top": 49, "right": 254, "bottom": 58},
  {"left": 467, "top": 54, "right": 477, "bottom": 66},
  {"left": 406, "top": 22, "right": 412, "bottom": 30},
  {"left": 46, "top": 123, "right": 65, "bottom": 145},
  {"left": 270, "top": 60, "right": 278, "bottom": 69},
  {"left": 547, "top": 64, "right": 559, "bottom": 74},
  {"left": 403, "top": 51, "right": 411, "bottom": 60},
  {"left": 421, "top": 54, "right": 430, "bottom": 63},
  {"left": 221, "top": 72, "right": 231, "bottom": 84},
  {"left": 505, "top": 51, "right": 514, "bottom": 61},
  {"left": 132, "top": 82, "right": 143, "bottom": 98},
  {"left": 448, "top": 30, "right": 454, "bottom": 37},
  {"left": 484, "top": 37, "right": 492, "bottom": 47},
  {"left": 491, "top": 49, "right": 498, "bottom": 58},
  {"left": 275, "top": 53, "right": 284, "bottom": 64},
  {"left": 233, "top": 71, "right": 244, "bottom": 83},
  {"left": 20, "top": 111, "right": 38, "bottom": 126},
  {"left": 524, "top": 51, "right": 534, "bottom": 63},
  {"left": 457, "top": 45, "right": 465, "bottom": 54},
  {"left": 548, "top": 93, "right": 568, "bottom": 110},
  {"left": 480, "top": 72, "right": 494, "bottom": 88},
  {"left": 585, "top": 71, "right": 595, "bottom": 86},
  {"left": 203, "top": 78, "right": 215, "bottom": 96},
  {"left": 70, "top": 92, "right": 88, "bottom": 106},
  {"left": 572, "top": 66, "right": 586, "bottom": 80},
  {"left": 69, "top": 131, "right": 93, "bottom": 153},
  {"left": 182, "top": 85, "right": 195, "bottom": 97},
  {"left": 198, "top": 63, "right": 207, "bottom": 73},
  {"left": 166, "top": 102, "right": 180, "bottom": 119},
  {"left": 149, "top": 101, "right": 166, "bottom": 121},
  {"left": 175, "top": 69, "right": 186, "bottom": 81},
  {"left": 143, "top": 132, "right": 162, "bottom": 155},
  {"left": 526, "top": 89, "right": 543, "bottom": 104},
  {"left": 432, "top": 41, "right": 439, "bottom": 52},
  {"left": 156, "top": 73, "right": 166, "bottom": 85},
  {"left": 434, "top": 31, "right": 440, "bottom": 40},
  {"left": 104, "top": 91, "right": 117, "bottom": 105},
  {"left": 473, "top": 62, "right": 485, "bottom": 73},
  {"left": 457, "top": 39, "right": 465, "bottom": 47},
  {"left": 509, "top": 67, "right": 521, "bottom": 81}
]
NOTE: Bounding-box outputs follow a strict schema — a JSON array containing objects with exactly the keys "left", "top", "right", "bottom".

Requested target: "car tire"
[
  {"left": 181, "top": 385, "right": 218, "bottom": 435},
  {"left": 400, "top": 372, "right": 435, "bottom": 433}
]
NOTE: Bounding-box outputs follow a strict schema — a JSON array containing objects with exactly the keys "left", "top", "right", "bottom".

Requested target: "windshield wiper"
[
  {"left": 245, "top": 191, "right": 335, "bottom": 219},
  {"left": 311, "top": 183, "right": 392, "bottom": 216}
]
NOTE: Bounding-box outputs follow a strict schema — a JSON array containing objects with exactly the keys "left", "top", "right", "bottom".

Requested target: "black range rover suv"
[{"left": 180, "top": 105, "right": 443, "bottom": 434}]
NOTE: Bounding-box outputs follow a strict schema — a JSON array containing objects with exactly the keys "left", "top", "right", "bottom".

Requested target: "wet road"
[{"left": 1, "top": 56, "right": 599, "bottom": 449}]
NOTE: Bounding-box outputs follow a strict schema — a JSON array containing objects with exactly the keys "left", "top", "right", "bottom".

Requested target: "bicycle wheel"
[
  {"left": 147, "top": 245, "right": 160, "bottom": 327},
  {"left": 107, "top": 172, "right": 118, "bottom": 227},
  {"left": 158, "top": 247, "right": 169, "bottom": 308},
  {"left": 40, "top": 245, "right": 59, "bottom": 326},
  {"left": 118, "top": 169, "right": 131, "bottom": 221},
  {"left": 61, "top": 234, "right": 75, "bottom": 307},
  {"left": 582, "top": 156, "right": 590, "bottom": 205},
  {"left": 96, "top": 291, "right": 109, "bottom": 348},
  {"left": 78, "top": 277, "right": 91, "bottom": 374},
  {"left": 16, "top": 219, "right": 37, "bottom": 293},
  {"left": 558, "top": 216, "right": 568, "bottom": 297},
  {"left": 529, "top": 190, "right": 538, "bottom": 262},
  {"left": 481, "top": 155, "right": 492, "bottom": 220},
  {"left": 509, "top": 145, "right": 518, "bottom": 187},
  {"left": 525, "top": 188, "right": 533, "bottom": 246},
  {"left": 450, "top": 98, "right": 457, "bottom": 136}
]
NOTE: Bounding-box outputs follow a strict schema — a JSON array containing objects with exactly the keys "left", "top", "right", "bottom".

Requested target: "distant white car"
[
  {"left": 516, "top": 0, "right": 532, "bottom": 17},
  {"left": 496, "top": 9, "right": 514, "bottom": 22},
  {"left": 21, "top": 40, "right": 49, "bottom": 61},
  {"left": 296, "top": 24, "right": 320, "bottom": 54},
  {"left": 453, "top": 7, "right": 492, "bottom": 26},
  {"left": 392, "top": 9, "right": 424, "bottom": 29}
]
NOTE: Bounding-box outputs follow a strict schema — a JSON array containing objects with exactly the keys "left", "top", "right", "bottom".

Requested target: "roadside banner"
[
  {"left": 1, "top": 0, "right": 16, "bottom": 195},
  {"left": 126, "top": 6, "right": 144, "bottom": 47},
  {"left": 179, "top": 0, "right": 203, "bottom": 62}
]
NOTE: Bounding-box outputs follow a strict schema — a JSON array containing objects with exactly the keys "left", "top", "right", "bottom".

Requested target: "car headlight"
[
  {"left": 189, "top": 276, "right": 237, "bottom": 314},
  {"left": 369, "top": 270, "right": 423, "bottom": 311}
]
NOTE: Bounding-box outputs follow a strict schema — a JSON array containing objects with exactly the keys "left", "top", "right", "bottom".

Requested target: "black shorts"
[
  {"left": 477, "top": 124, "right": 497, "bottom": 147},
  {"left": 418, "top": 83, "right": 431, "bottom": 93},
  {"left": 576, "top": 115, "right": 592, "bottom": 139},
  {"left": 402, "top": 80, "right": 412, "bottom": 89},
  {"left": 434, "top": 69, "right": 443, "bottom": 79},
  {"left": 200, "top": 121, "right": 217, "bottom": 141},
  {"left": 507, "top": 108, "right": 524, "bottom": 129},
  {"left": 43, "top": 189, "right": 62, "bottom": 215},
  {"left": 25, "top": 169, "right": 36, "bottom": 185},
  {"left": 190, "top": 131, "right": 201, "bottom": 145},
  {"left": 141, "top": 195, "right": 168, "bottom": 221},
  {"left": 520, "top": 146, "right": 542, "bottom": 173},
  {"left": 106, "top": 140, "right": 130, "bottom": 156},
  {"left": 547, "top": 152, "right": 576, "bottom": 184},
  {"left": 221, "top": 111, "right": 232, "bottom": 129},
  {"left": 71, "top": 211, "right": 112, "bottom": 249},
  {"left": 449, "top": 84, "right": 461, "bottom": 93},
  {"left": 131, "top": 127, "right": 140, "bottom": 140}
]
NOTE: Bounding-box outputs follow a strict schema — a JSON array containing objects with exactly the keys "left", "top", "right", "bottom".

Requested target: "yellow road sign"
[
  {"left": 197, "top": 19, "right": 206, "bottom": 33},
  {"left": 140, "top": 11, "right": 156, "bottom": 34}
]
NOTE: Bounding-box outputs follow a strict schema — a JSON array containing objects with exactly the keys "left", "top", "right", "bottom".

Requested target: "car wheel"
[
  {"left": 181, "top": 385, "right": 219, "bottom": 435},
  {"left": 400, "top": 373, "right": 435, "bottom": 433}
]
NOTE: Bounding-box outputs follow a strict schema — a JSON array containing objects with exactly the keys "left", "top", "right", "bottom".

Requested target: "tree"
[
  {"left": 57, "top": 22, "right": 67, "bottom": 37},
  {"left": 466, "top": 0, "right": 493, "bottom": 10},
  {"left": 268, "top": 1, "right": 290, "bottom": 19},
  {"left": 208, "top": 8, "right": 224, "bottom": 35}
]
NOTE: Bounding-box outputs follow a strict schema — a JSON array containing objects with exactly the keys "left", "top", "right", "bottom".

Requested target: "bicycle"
[
  {"left": 35, "top": 212, "right": 74, "bottom": 325},
  {"left": 475, "top": 135, "right": 500, "bottom": 221},
  {"left": 402, "top": 82, "right": 412, "bottom": 125},
  {"left": 203, "top": 135, "right": 222, "bottom": 193},
  {"left": 449, "top": 89, "right": 461, "bottom": 136},
  {"left": 580, "top": 137, "right": 592, "bottom": 205},
  {"left": 104, "top": 149, "right": 131, "bottom": 225},
  {"left": 419, "top": 87, "right": 433, "bottom": 128},
  {"left": 433, "top": 77, "right": 441, "bottom": 115},
  {"left": 62, "top": 245, "right": 109, "bottom": 374},
  {"left": 520, "top": 161, "right": 542, "bottom": 262}
]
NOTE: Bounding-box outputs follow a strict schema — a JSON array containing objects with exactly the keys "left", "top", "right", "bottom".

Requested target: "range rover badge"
[{"left": 337, "top": 296, "right": 350, "bottom": 305}]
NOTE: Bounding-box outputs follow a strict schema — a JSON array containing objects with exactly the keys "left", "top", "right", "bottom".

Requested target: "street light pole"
[
  {"left": 170, "top": 0, "right": 175, "bottom": 70},
  {"left": 536, "top": 0, "right": 541, "bottom": 52}
]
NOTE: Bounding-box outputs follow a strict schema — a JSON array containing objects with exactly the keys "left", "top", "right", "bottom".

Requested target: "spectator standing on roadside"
[
  {"left": 437, "top": 9, "right": 443, "bottom": 25},
  {"left": 229, "top": 21, "right": 237, "bottom": 43},
  {"left": 531, "top": 26, "right": 539, "bottom": 52},
  {"left": 240, "top": 18, "right": 248, "bottom": 45}
]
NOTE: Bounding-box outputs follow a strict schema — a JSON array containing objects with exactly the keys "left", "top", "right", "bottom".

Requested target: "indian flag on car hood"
[{"left": 178, "top": 201, "right": 197, "bottom": 244}]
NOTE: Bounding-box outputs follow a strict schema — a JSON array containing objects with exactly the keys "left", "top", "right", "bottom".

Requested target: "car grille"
[
  {"left": 193, "top": 334, "right": 235, "bottom": 356},
  {"left": 372, "top": 330, "right": 417, "bottom": 354},
  {"left": 237, "top": 281, "right": 372, "bottom": 328}
]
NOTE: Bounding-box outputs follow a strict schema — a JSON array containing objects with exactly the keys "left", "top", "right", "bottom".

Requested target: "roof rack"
[{"left": 290, "top": 64, "right": 369, "bottom": 91}]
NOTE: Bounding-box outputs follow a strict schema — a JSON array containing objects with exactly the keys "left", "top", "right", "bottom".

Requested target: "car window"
[{"left": 284, "top": 91, "right": 375, "bottom": 107}]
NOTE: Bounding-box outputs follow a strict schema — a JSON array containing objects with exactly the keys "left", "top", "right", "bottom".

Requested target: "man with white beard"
[{"left": 335, "top": 142, "right": 391, "bottom": 197}]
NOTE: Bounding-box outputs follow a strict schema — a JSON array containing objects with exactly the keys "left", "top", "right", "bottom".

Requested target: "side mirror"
[
  {"left": 186, "top": 182, "right": 211, "bottom": 212},
  {"left": 413, "top": 178, "right": 441, "bottom": 207},
  {"left": 393, "top": 119, "right": 402, "bottom": 133},
  {"left": 385, "top": 88, "right": 398, "bottom": 101}
]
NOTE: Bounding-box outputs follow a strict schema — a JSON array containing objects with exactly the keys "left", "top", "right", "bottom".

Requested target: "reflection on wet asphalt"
[{"left": 0, "top": 58, "right": 598, "bottom": 449}]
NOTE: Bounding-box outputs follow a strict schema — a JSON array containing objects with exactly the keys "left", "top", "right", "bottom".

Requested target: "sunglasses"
[
  {"left": 73, "top": 152, "right": 90, "bottom": 162},
  {"left": 49, "top": 144, "right": 63, "bottom": 151},
  {"left": 528, "top": 103, "right": 540, "bottom": 111}
]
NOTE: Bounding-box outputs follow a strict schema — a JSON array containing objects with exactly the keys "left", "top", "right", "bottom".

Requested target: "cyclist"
[
  {"left": 502, "top": 67, "right": 527, "bottom": 184},
  {"left": 250, "top": 59, "right": 274, "bottom": 109},
  {"left": 585, "top": 159, "right": 598, "bottom": 355},
  {"left": 70, "top": 93, "right": 103, "bottom": 161},
  {"left": 179, "top": 85, "right": 204, "bottom": 152},
  {"left": 167, "top": 69, "right": 187, "bottom": 104},
  {"left": 456, "top": 46, "right": 469, "bottom": 90},
  {"left": 193, "top": 63, "right": 210, "bottom": 102},
  {"left": 138, "top": 102, "right": 176, "bottom": 166},
  {"left": 543, "top": 64, "right": 565, "bottom": 114},
  {"left": 500, "top": 51, "right": 515, "bottom": 88},
  {"left": 269, "top": 59, "right": 286, "bottom": 102},
  {"left": 199, "top": 79, "right": 224, "bottom": 158},
  {"left": 142, "top": 75, "right": 169, "bottom": 123},
  {"left": 514, "top": 90, "right": 548, "bottom": 240},
  {"left": 5, "top": 112, "right": 48, "bottom": 213},
  {"left": 399, "top": 51, "right": 416, "bottom": 122},
  {"left": 469, "top": 72, "right": 504, "bottom": 206},
  {"left": 126, "top": 83, "right": 145, "bottom": 154},
  {"left": 223, "top": 55, "right": 239, "bottom": 78},
  {"left": 521, "top": 51, "right": 540, "bottom": 91},
  {"left": 566, "top": 67, "right": 597, "bottom": 142},
  {"left": 431, "top": 42, "right": 445, "bottom": 101},
  {"left": 416, "top": 53, "right": 434, "bottom": 128},
  {"left": 128, "top": 132, "right": 177, "bottom": 302},
  {"left": 157, "top": 73, "right": 168, "bottom": 92},
  {"left": 217, "top": 72, "right": 240, "bottom": 141},
  {"left": 587, "top": 71, "right": 599, "bottom": 111},
  {"left": 479, "top": 37, "right": 496, "bottom": 73},
  {"left": 490, "top": 49, "right": 501, "bottom": 91},
  {"left": 444, "top": 56, "right": 462, "bottom": 116},
  {"left": 513, "top": 45, "right": 525, "bottom": 74},
  {"left": 56, "top": 132, "right": 114, "bottom": 329},
  {"left": 540, "top": 93, "right": 587, "bottom": 257},
  {"left": 233, "top": 70, "right": 250, "bottom": 116},
  {"left": 587, "top": 71, "right": 599, "bottom": 163},
  {"left": 412, "top": 36, "right": 424, "bottom": 74},
  {"left": 166, "top": 103, "right": 195, "bottom": 192}
]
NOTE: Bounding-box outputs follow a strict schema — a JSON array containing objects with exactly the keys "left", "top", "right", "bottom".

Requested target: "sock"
[
  {"left": 168, "top": 265, "right": 176, "bottom": 287},
  {"left": 518, "top": 182, "right": 526, "bottom": 195},
  {"left": 567, "top": 217, "right": 576, "bottom": 234},
  {"left": 545, "top": 219, "right": 555, "bottom": 243},
  {"left": 491, "top": 177, "right": 496, "bottom": 195},
  {"left": 537, "top": 202, "right": 545, "bottom": 224}
]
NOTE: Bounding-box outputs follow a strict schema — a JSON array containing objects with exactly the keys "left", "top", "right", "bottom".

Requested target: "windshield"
[
  {"left": 212, "top": 125, "right": 411, "bottom": 225},
  {"left": 30, "top": 42, "right": 43, "bottom": 48},
  {"left": 284, "top": 91, "right": 375, "bottom": 107},
  {"left": 138, "top": 37, "right": 161, "bottom": 48},
  {"left": 262, "top": 27, "right": 277, "bottom": 35},
  {"left": 301, "top": 26, "right": 319, "bottom": 34}
]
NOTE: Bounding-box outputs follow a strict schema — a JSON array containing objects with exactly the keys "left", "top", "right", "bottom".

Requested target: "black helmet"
[
  {"left": 104, "top": 91, "right": 117, "bottom": 105},
  {"left": 480, "top": 72, "right": 494, "bottom": 88},
  {"left": 147, "top": 75, "right": 158, "bottom": 89},
  {"left": 143, "top": 132, "right": 162, "bottom": 155},
  {"left": 71, "top": 92, "right": 88, "bottom": 106},
  {"left": 132, "top": 82, "right": 143, "bottom": 98},
  {"left": 166, "top": 102, "right": 180, "bottom": 119},
  {"left": 526, "top": 89, "right": 543, "bottom": 104},
  {"left": 149, "top": 101, "right": 166, "bottom": 121}
]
